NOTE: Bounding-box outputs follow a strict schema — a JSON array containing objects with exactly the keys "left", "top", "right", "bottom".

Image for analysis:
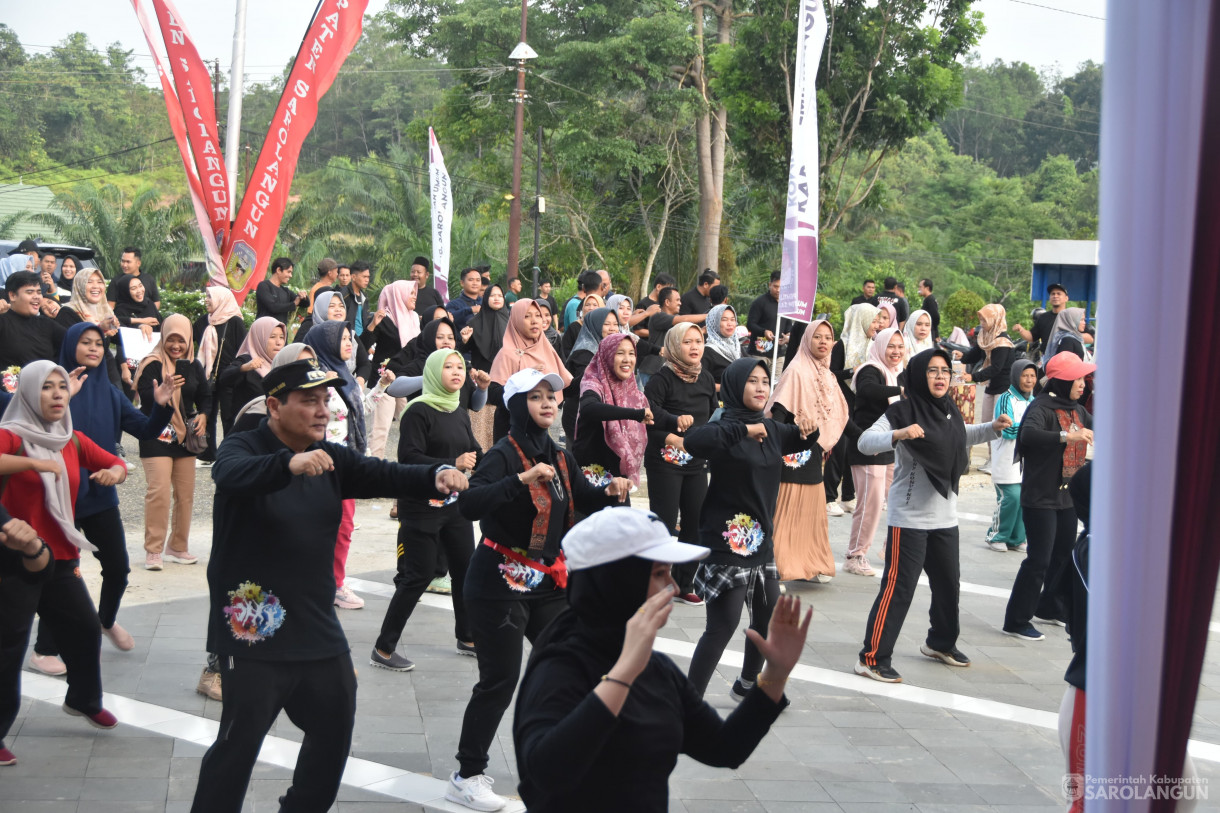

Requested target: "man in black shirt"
[
  {"left": 190, "top": 359, "right": 467, "bottom": 813},
  {"left": 746, "top": 271, "right": 790, "bottom": 357},
  {"left": 637, "top": 272, "right": 676, "bottom": 313},
  {"left": 106, "top": 247, "right": 161, "bottom": 311},
  {"left": 410, "top": 256, "right": 446, "bottom": 318},
  {"left": 255, "top": 257, "right": 304, "bottom": 323},
  {"left": 850, "top": 279, "right": 877, "bottom": 306},
  {"left": 680, "top": 270, "right": 719, "bottom": 315},
  {"left": 1012, "top": 282, "right": 1094, "bottom": 357},
  {"left": 0, "top": 272, "right": 66, "bottom": 369},
  {"left": 873, "top": 276, "right": 908, "bottom": 327},
  {"left": 918, "top": 278, "right": 940, "bottom": 339}
]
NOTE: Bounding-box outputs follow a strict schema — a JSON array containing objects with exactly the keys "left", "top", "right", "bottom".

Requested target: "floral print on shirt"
[
  {"left": 499, "top": 551, "right": 545, "bottom": 593},
  {"left": 723, "top": 513, "right": 765, "bottom": 557},
  {"left": 782, "top": 450, "right": 811, "bottom": 469},
  {"left": 661, "top": 444, "right": 693, "bottom": 466},
  {"left": 224, "top": 581, "right": 286, "bottom": 644},
  {"left": 581, "top": 463, "right": 613, "bottom": 487}
]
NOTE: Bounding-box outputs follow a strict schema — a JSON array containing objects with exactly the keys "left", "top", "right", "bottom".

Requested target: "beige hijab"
[{"left": 765, "top": 319, "right": 849, "bottom": 452}]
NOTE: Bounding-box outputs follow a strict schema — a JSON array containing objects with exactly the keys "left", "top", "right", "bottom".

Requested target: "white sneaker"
[
  {"left": 813, "top": 574, "right": 833, "bottom": 584},
  {"left": 445, "top": 771, "right": 507, "bottom": 811},
  {"left": 825, "top": 502, "right": 845, "bottom": 517},
  {"left": 986, "top": 541, "right": 1009, "bottom": 552},
  {"left": 839, "top": 499, "right": 856, "bottom": 512}
]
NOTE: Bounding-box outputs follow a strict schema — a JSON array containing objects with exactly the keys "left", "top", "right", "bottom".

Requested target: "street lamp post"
[{"left": 505, "top": 1, "right": 536, "bottom": 284}]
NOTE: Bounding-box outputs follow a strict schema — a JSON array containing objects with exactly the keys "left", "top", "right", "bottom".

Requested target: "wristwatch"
[{"left": 1060, "top": 430, "right": 1068, "bottom": 443}]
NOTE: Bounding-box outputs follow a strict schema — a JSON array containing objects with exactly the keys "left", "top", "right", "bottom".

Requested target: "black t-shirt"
[
  {"left": 684, "top": 416, "right": 818, "bottom": 567},
  {"left": 217, "top": 355, "right": 265, "bottom": 433},
  {"left": 573, "top": 391, "right": 649, "bottom": 481},
  {"left": 206, "top": 422, "right": 441, "bottom": 660},
  {"left": 745, "top": 293, "right": 779, "bottom": 356},
  {"left": 397, "top": 402, "right": 481, "bottom": 519},
  {"left": 1029, "top": 309, "right": 1061, "bottom": 356},
  {"left": 703, "top": 350, "right": 732, "bottom": 387},
  {"left": 1017, "top": 399, "right": 1093, "bottom": 510},
  {"left": 850, "top": 294, "right": 877, "bottom": 306},
  {"left": 961, "top": 342, "right": 1015, "bottom": 395},
  {"left": 921, "top": 294, "right": 940, "bottom": 338},
  {"left": 136, "top": 359, "right": 211, "bottom": 459},
  {"left": 874, "top": 289, "right": 908, "bottom": 324},
  {"left": 771, "top": 404, "right": 823, "bottom": 485},
  {"left": 0, "top": 310, "right": 66, "bottom": 368},
  {"left": 643, "top": 366, "right": 717, "bottom": 471},
  {"left": 637, "top": 313, "right": 675, "bottom": 375},
  {"left": 679, "top": 288, "right": 711, "bottom": 316},
  {"left": 255, "top": 280, "right": 299, "bottom": 323},
  {"left": 846, "top": 366, "right": 898, "bottom": 466},
  {"left": 415, "top": 284, "right": 445, "bottom": 321}
]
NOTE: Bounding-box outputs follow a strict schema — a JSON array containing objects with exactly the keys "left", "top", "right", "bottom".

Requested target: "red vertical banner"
[
  {"left": 150, "top": 0, "right": 230, "bottom": 250},
  {"left": 223, "top": 0, "right": 369, "bottom": 302}
]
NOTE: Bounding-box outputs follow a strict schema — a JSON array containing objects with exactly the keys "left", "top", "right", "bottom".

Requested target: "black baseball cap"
[
  {"left": 1047, "top": 282, "right": 1068, "bottom": 295},
  {"left": 263, "top": 359, "right": 338, "bottom": 399},
  {"left": 10, "top": 239, "right": 39, "bottom": 256}
]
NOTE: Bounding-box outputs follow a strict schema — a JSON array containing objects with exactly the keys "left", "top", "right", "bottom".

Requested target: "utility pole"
[
  {"left": 531, "top": 125, "right": 542, "bottom": 298},
  {"left": 211, "top": 59, "right": 222, "bottom": 107},
  {"left": 505, "top": 0, "right": 533, "bottom": 283},
  {"left": 225, "top": 0, "right": 249, "bottom": 202}
]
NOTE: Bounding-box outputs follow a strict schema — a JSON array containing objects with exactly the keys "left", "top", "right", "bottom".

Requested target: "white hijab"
[
  {"left": 902, "top": 309, "right": 935, "bottom": 359},
  {"left": 0, "top": 360, "right": 98, "bottom": 551}
]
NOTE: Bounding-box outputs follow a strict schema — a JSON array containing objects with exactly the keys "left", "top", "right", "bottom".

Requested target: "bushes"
[
  {"left": 942, "top": 288, "right": 986, "bottom": 335},
  {"left": 813, "top": 293, "right": 843, "bottom": 336},
  {"left": 159, "top": 289, "right": 206, "bottom": 324}
]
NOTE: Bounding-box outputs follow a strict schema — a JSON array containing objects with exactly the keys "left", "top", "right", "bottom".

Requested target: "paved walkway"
[{"left": 6, "top": 462, "right": 1220, "bottom": 812}]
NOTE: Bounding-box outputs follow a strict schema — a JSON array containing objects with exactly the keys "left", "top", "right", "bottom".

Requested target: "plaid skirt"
[{"left": 693, "top": 561, "right": 779, "bottom": 604}]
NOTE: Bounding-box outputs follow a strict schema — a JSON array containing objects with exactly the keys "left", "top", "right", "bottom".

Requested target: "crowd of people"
[{"left": 0, "top": 241, "right": 1100, "bottom": 812}]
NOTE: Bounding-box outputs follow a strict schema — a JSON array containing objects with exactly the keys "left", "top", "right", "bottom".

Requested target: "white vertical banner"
[
  {"left": 429, "top": 127, "right": 453, "bottom": 303},
  {"left": 778, "top": 0, "right": 827, "bottom": 323}
]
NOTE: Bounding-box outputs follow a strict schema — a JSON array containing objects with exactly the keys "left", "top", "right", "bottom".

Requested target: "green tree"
[
  {"left": 1019, "top": 61, "right": 1101, "bottom": 173},
  {"left": 939, "top": 57, "right": 1044, "bottom": 176}
]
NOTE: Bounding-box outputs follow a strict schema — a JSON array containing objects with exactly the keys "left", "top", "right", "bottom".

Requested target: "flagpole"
[{"left": 224, "top": 0, "right": 247, "bottom": 200}]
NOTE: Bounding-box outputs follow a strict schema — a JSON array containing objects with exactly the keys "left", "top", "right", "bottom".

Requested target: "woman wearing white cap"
[
  {"left": 513, "top": 507, "right": 810, "bottom": 812},
  {"left": 446, "top": 368, "right": 631, "bottom": 812}
]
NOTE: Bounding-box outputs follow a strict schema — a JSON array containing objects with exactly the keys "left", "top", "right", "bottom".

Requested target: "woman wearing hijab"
[
  {"left": 1047, "top": 306, "right": 1091, "bottom": 359},
  {"left": 368, "top": 280, "right": 421, "bottom": 459},
  {"left": 488, "top": 299, "right": 573, "bottom": 443},
  {"left": 464, "top": 284, "right": 511, "bottom": 450},
  {"left": 562, "top": 307, "right": 621, "bottom": 443},
  {"left": 135, "top": 314, "right": 209, "bottom": 570},
  {"left": 902, "top": 309, "right": 935, "bottom": 360},
  {"left": 534, "top": 298, "right": 564, "bottom": 354},
  {"left": 513, "top": 507, "right": 810, "bottom": 813},
  {"left": 875, "top": 301, "right": 897, "bottom": 332},
  {"left": 823, "top": 303, "right": 881, "bottom": 518},
  {"left": 26, "top": 324, "right": 174, "bottom": 676},
  {"left": 53, "top": 254, "right": 81, "bottom": 299},
  {"left": 682, "top": 358, "right": 819, "bottom": 699},
  {"left": 703, "top": 303, "right": 741, "bottom": 388},
  {"left": 293, "top": 288, "right": 350, "bottom": 345},
  {"left": 1002, "top": 351, "right": 1095, "bottom": 641},
  {"left": 985, "top": 358, "right": 1037, "bottom": 553},
  {"left": 194, "top": 287, "right": 246, "bottom": 463},
  {"left": 605, "top": 293, "right": 636, "bottom": 333},
  {"left": 445, "top": 369, "right": 630, "bottom": 812},
  {"left": 371, "top": 348, "right": 489, "bottom": 672},
  {"left": 305, "top": 319, "right": 394, "bottom": 610},
  {"left": 573, "top": 333, "right": 656, "bottom": 498},
  {"left": 767, "top": 319, "right": 850, "bottom": 583},
  {"left": 959, "top": 304, "right": 1016, "bottom": 455},
  {"left": 112, "top": 274, "right": 162, "bottom": 338},
  {"left": 56, "top": 267, "right": 127, "bottom": 391},
  {"left": 843, "top": 327, "right": 905, "bottom": 577},
  {"left": 0, "top": 360, "right": 128, "bottom": 732},
  {"left": 854, "top": 348, "right": 1009, "bottom": 683},
  {"left": 560, "top": 294, "right": 606, "bottom": 358},
  {"left": 217, "top": 316, "right": 286, "bottom": 435},
  {"left": 643, "top": 323, "right": 717, "bottom": 605}
]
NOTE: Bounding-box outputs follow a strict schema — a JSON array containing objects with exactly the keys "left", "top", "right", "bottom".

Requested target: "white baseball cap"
[
  {"left": 563, "top": 507, "right": 710, "bottom": 571},
  {"left": 502, "top": 368, "right": 565, "bottom": 407}
]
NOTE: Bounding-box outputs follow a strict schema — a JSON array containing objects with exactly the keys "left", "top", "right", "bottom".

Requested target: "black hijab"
[
  {"left": 884, "top": 348, "right": 969, "bottom": 498},
  {"left": 468, "top": 284, "right": 511, "bottom": 364},
  {"left": 112, "top": 274, "right": 160, "bottom": 323},
  {"left": 401, "top": 317, "right": 454, "bottom": 377},
  {"left": 718, "top": 357, "right": 769, "bottom": 424},
  {"left": 506, "top": 386, "right": 558, "bottom": 463}
]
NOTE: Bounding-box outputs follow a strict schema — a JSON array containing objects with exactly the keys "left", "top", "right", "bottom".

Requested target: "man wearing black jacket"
[
  {"left": 411, "top": 256, "right": 446, "bottom": 320},
  {"left": 190, "top": 359, "right": 468, "bottom": 813}
]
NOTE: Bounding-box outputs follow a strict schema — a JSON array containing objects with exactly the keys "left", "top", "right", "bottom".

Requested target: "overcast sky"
[{"left": 5, "top": 0, "right": 1105, "bottom": 88}]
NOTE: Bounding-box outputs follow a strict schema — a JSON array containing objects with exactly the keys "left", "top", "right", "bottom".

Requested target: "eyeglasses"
[{"left": 926, "top": 368, "right": 952, "bottom": 379}]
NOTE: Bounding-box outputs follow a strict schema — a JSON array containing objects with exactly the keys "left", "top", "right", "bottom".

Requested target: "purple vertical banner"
[{"left": 778, "top": 0, "right": 827, "bottom": 322}]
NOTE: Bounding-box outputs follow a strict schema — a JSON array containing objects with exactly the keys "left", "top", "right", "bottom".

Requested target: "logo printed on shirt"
[
  {"left": 223, "top": 581, "right": 286, "bottom": 644},
  {"left": 661, "top": 444, "right": 693, "bottom": 466},
  {"left": 428, "top": 491, "right": 460, "bottom": 508},
  {"left": 581, "top": 463, "right": 613, "bottom": 488},
  {"left": 499, "top": 552, "right": 545, "bottom": 593},
  {"left": 782, "top": 450, "right": 811, "bottom": 469},
  {"left": 723, "top": 513, "right": 765, "bottom": 556}
]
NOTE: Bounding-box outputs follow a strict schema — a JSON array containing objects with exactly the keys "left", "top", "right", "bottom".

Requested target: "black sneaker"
[
  {"left": 370, "top": 649, "right": 415, "bottom": 672},
  {"left": 729, "top": 678, "right": 751, "bottom": 702},
  {"left": 455, "top": 640, "right": 476, "bottom": 657},
  {"left": 854, "top": 660, "right": 902, "bottom": 683},
  {"left": 1002, "top": 624, "right": 1045, "bottom": 641},
  {"left": 919, "top": 644, "right": 971, "bottom": 667}
]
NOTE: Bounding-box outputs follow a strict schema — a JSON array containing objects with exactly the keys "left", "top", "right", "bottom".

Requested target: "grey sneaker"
[{"left": 370, "top": 649, "right": 415, "bottom": 672}]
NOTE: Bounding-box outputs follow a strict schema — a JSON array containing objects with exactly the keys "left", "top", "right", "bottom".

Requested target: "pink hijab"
[
  {"left": 236, "top": 317, "right": 285, "bottom": 378},
  {"left": 378, "top": 280, "right": 421, "bottom": 347},
  {"left": 765, "top": 319, "right": 849, "bottom": 452},
  {"left": 198, "top": 286, "right": 243, "bottom": 375},
  {"left": 851, "top": 326, "right": 903, "bottom": 403},
  {"left": 877, "top": 302, "right": 899, "bottom": 332},
  {"left": 578, "top": 333, "right": 648, "bottom": 483},
  {"left": 490, "top": 299, "right": 573, "bottom": 396}
]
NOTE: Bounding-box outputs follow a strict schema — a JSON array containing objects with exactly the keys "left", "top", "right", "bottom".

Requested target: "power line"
[
  {"left": 954, "top": 106, "right": 1098, "bottom": 135},
  {"left": 1002, "top": 0, "right": 1105, "bottom": 21},
  {"left": 0, "top": 137, "right": 177, "bottom": 186}
]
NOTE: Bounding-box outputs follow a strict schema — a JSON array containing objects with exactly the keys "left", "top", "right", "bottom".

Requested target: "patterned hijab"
[
  {"left": 704, "top": 304, "right": 741, "bottom": 363},
  {"left": 579, "top": 333, "right": 647, "bottom": 484},
  {"left": 841, "top": 303, "right": 880, "bottom": 370},
  {"left": 67, "top": 268, "right": 114, "bottom": 323},
  {"left": 766, "top": 319, "right": 849, "bottom": 452},
  {"left": 977, "top": 304, "right": 1015, "bottom": 367},
  {"left": 661, "top": 323, "right": 703, "bottom": 384}
]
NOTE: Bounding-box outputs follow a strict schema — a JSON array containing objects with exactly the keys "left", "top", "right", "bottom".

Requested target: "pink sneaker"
[
  {"left": 28, "top": 653, "right": 66, "bottom": 676},
  {"left": 843, "top": 555, "right": 876, "bottom": 577},
  {"left": 334, "top": 584, "right": 364, "bottom": 610},
  {"left": 144, "top": 553, "right": 163, "bottom": 571},
  {"left": 62, "top": 703, "right": 118, "bottom": 729},
  {"left": 164, "top": 551, "right": 198, "bottom": 565}
]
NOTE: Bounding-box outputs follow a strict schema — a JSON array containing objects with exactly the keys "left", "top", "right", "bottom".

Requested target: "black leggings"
[
  {"left": 643, "top": 460, "right": 707, "bottom": 592},
  {"left": 375, "top": 512, "right": 473, "bottom": 653},
  {"left": 456, "top": 592, "right": 566, "bottom": 778},
  {"left": 34, "top": 507, "right": 129, "bottom": 655},
  {"left": 687, "top": 576, "right": 780, "bottom": 697},
  {"left": 1004, "top": 505, "right": 1077, "bottom": 629},
  {"left": 823, "top": 434, "right": 854, "bottom": 503}
]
